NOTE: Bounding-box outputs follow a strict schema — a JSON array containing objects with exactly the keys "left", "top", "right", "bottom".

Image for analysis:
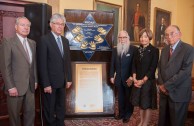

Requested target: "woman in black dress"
[{"left": 130, "top": 28, "right": 159, "bottom": 126}]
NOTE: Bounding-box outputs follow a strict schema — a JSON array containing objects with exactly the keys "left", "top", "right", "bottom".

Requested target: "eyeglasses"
[
  {"left": 18, "top": 23, "right": 31, "bottom": 27},
  {"left": 52, "top": 22, "right": 65, "bottom": 26},
  {"left": 165, "top": 32, "right": 179, "bottom": 38},
  {"left": 118, "top": 37, "right": 127, "bottom": 39}
]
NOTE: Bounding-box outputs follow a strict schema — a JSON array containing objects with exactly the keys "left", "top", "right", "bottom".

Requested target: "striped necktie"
[
  {"left": 23, "top": 39, "right": 31, "bottom": 63},
  {"left": 57, "top": 37, "right": 64, "bottom": 56}
]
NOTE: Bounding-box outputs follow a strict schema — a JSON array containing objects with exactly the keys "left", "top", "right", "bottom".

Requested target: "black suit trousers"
[
  {"left": 43, "top": 88, "right": 65, "bottom": 126},
  {"left": 158, "top": 93, "right": 189, "bottom": 126},
  {"left": 116, "top": 82, "right": 134, "bottom": 118}
]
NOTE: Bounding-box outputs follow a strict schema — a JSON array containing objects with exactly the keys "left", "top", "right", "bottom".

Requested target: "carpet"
[{"left": 65, "top": 107, "right": 194, "bottom": 126}]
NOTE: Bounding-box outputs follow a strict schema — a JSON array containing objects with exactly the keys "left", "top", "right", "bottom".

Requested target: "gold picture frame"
[
  {"left": 124, "top": 0, "right": 151, "bottom": 45},
  {"left": 94, "top": 0, "right": 122, "bottom": 46},
  {"left": 154, "top": 7, "right": 171, "bottom": 48}
]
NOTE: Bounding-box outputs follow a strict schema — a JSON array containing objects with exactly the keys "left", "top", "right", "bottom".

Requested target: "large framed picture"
[
  {"left": 124, "top": 0, "right": 151, "bottom": 45},
  {"left": 154, "top": 7, "right": 171, "bottom": 48},
  {"left": 94, "top": 0, "right": 122, "bottom": 46}
]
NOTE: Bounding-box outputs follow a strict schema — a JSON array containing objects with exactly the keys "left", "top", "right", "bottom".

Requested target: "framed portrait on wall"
[
  {"left": 154, "top": 7, "right": 171, "bottom": 48},
  {"left": 124, "top": 0, "right": 151, "bottom": 45}
]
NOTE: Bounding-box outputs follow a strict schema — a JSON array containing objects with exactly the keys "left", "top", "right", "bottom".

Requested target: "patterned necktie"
[
  {"left": 169, "top": 47, "right": 173, "bottom": 60},
  {"left": 23, "top": 39, "right": 31, "bottom": 63},
  {"left": 57, "top": 37, "right": 64, "bottom": 56}
]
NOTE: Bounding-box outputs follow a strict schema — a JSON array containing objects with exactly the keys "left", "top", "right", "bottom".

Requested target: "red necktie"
[{"left": 169, "top": 47, "right": 173, "bottom": 60}]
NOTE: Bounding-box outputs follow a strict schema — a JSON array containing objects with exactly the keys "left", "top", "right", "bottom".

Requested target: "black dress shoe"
[
  {"left": 122, "top": 118, "right": 130, "bottom": 123},
  {"left": 114, "top": 115, "right": 123, "bottom": 120}
]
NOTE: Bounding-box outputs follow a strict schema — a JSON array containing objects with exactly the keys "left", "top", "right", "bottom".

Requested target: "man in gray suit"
[
  {"left": 158, "top": 25, "right": 194, "bottom": 126},
  {"left": 0, "top": 17, "right": 37, "bottom": 126}
]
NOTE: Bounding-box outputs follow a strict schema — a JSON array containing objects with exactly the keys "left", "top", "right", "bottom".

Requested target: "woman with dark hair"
[{"left": 130, "top": 28, "right": 159, "bottom": 126}]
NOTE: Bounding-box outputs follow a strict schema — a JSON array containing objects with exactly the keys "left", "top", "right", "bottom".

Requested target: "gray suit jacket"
[
  {"left": 0, "top": 35, "right": 37, "bottom": 96},
  {"left": 158, "top": 41, "right": 194, "bottom": 102}
]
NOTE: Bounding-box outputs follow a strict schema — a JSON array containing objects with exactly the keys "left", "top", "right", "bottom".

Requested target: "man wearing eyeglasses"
[
  {"left": 110, "top": 30, "right": 137, "bottom": 123},
  {"left": 37, "top": 13, "right": 72, "bottom": 126},
  {"left": 0, "top": 17, "right": 38, "bottom": 126},
  {"left": 158, "top": 25, "right": 194, "bottom": 126}
]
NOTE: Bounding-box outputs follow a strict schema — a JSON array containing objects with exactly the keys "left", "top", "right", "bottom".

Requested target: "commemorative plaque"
[
  {"left": 75, "top": 64, "right": 103, "bottom": 113},
  {"left": 65, "top": 13, "right": 112, "bottom": 60},
  {"left": 64, "top": 10, "right": 115, "bottom": 118}
]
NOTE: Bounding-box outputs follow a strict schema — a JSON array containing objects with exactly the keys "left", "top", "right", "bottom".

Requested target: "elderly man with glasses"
[
  {"left": 37, "top": 13, "right": 72, "bottom": 126},
  {"left": 158, "top": 25, "right": 194, "bottom": 126},
  {"left": 110, "top": 30, "right": 137, "bottom": 123}
]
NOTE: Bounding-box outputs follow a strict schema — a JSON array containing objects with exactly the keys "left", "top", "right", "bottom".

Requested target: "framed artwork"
[
  {"left": 154, "top": 7, "right": 171, "bottom": 48},
  {"left": 94, "top": 0, "right": 122, "bottom": 46},
  {"left": 124, "top": 0, "right": 151, "bottom": 45}
]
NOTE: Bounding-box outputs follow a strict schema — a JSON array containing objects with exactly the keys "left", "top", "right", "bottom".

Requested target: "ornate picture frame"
[
  {"left": 94, "top": 0, "right": 122, "bottom": 46},
  {"left": 124, "top": 0, "right": 151, "bottom": 45},
  {"left": 154, "top": 7, "right": 171, "bottom": 48}
]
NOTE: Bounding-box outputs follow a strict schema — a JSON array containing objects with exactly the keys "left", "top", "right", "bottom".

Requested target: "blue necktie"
[{"left": 57, "top": 37, "right": 63, "bottom": 56}]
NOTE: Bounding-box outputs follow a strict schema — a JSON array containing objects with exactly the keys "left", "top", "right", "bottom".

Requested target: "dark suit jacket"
[
  {"left": 37, "top": 32, "right": 72, "bottom": 88},
  {"left": 110, "top": 45, "right": 137, "bottom": 87},
  {"left": 158, "top": 41, "right": 194, "bottom": 102},
  {"left": 132, "top": 44, "right": 159, "bottom": 80},
  {"left": 0, "top": 35, "right": 37, "bottom": 95}
]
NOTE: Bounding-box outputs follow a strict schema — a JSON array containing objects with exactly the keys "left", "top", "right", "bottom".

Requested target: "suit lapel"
[
  {"left": 14, "top": 35, "right": 30, "bottom": 64},
  {"left": 49, "top": 32, "right": 64, "bottom": 59},
  {"left": 27, "top": 39, "right": 34, "bottom": 65},
  {"left": 61, "top": 37, "right": 67, "bottom": 60},
  {"left": 163, "top": 47, "right": 170, "bottom": 67},
  {"left": 167, "top": 41, "right": 182, "bottom": 66}
]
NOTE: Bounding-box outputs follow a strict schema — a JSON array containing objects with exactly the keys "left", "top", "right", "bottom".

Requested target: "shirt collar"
[
  {"left": 51, "top": 31, "right": 61, "bottom": 41},
  {"left": 16, "top": 33, "right": 27, "bottom": 43},
  {"left": 171, "top": 40, "right": 180, "bottom": 50}
]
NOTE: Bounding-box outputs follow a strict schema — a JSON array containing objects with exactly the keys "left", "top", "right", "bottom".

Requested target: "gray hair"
[
  {"left": 15, "top": 16, "right": 31, "bottom": 25},
  {"left": 118, "top": 30, "right": 130, "bottom": 40},
  {"left": 50, "top": 13, "right": 66, "bottom": 24}
]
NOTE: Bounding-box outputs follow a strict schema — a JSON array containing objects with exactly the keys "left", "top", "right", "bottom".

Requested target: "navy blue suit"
[
  {"left": 110, "top": 45, "right": 137, "bottom": 119},
  {"left": 37, "top": 32, "right": 72, "bottom": 126}
]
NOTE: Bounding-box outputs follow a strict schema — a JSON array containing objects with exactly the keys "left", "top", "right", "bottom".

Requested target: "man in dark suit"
[
  {"left": 110, "top": 30, "right": 137, "bottom": 123},
  {"left": 158, "top": 25, "right": 194, "bottom": 126},
  {"left": 37, "top": 13, "right": 72, "bottom": 126},
  {"left": 0, "top": 17, "right": 37, "bottom": 126}
]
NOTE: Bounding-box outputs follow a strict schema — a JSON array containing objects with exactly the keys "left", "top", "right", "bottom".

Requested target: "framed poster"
[{"left": 75, "top": 64, "right": 103, "bottom": 113}]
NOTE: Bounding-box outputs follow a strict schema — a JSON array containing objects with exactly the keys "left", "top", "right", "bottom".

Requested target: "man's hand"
[
  {"left": 35, "top": 83, "right": 38, "bottom": 90},
  {"left": 44, "top": 86, "right": 52, "bottom": 94},
  {"left": 110, "top": 78, "right": 114, "bottom": 84},
  {"left": 159, "top": 85, "right": 168, "bottom": 95},
  {"left": 66, "top": 82, "right": 72, "bottom": 89},
  {"left": 8, "top": 87, "right": 18, "bottom": 97},
  {"left": 126, "top": 77, "right": 133, "bottom": 87}
]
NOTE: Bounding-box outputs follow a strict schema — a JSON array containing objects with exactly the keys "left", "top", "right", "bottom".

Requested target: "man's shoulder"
[
  {"left": 27, "top": 38, "right": 36, "bottom": 44},
  {"left": 180, "top": 41, "right": 193, "bottom": 49},
  {"left": 130, "top": 45, "right": 138, "bottom": 51},
  {"left": 61, "top": 36, "right": 69, "bottom": 42},
  {"left": 1, "top": 35, "right": 17, "bottom": 44}
]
